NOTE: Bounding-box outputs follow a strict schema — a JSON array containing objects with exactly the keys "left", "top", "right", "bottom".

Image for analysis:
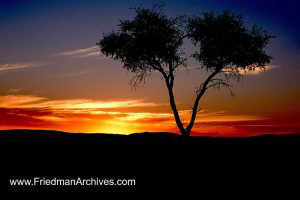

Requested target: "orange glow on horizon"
[{"left": 0, "top": 95, "right": 299, "bottom": 137}]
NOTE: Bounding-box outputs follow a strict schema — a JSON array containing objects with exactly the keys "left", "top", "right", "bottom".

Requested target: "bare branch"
[
  {"left": 207, "top": 78, "right": 233, "bottom": 89},
  {"left": 129, "top": 70, "right": 149, "bottom": 90}
]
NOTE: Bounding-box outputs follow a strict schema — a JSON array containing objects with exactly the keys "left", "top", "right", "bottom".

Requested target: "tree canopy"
[
  {"left": 188, "top": 11, "right": 272, "bottom": 72},
  {"left": 99, "top": 5, "right": 186, "bottom": 87}
]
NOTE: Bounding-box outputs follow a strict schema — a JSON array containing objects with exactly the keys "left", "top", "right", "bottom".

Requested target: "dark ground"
[{"left": 0, "top": 129, "right": 300, "bottom": 199}]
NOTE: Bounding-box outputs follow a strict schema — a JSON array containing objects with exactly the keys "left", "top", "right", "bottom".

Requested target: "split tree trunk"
[{"left": 165, "top": 68, "right": 221, "bottom": 137}]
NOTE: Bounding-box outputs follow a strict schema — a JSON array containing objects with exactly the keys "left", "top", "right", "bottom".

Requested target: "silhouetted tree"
[{"left": 98, "top": 5, "right": 273, "bottom": 137}]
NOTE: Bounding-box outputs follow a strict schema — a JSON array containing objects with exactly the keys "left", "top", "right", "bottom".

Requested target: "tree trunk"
[
  {"left": 165, "top": 80, "right": 187, "bottom": 136},
  {"left": 164, "top": 67, "right": 220, "bottom": 137},
  {"left": 186, "top": 93, "right": 202, "bottom": 134},
  {"left": 182, "top": 129, "right": 190, "bottom": 137}
]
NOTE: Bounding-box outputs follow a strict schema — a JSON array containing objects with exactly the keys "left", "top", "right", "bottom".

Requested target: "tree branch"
[
  {"left": 206, "top": 78, "right": 233, "bottom": 89},
  {"left": 186, "top": 69, "right": 221, "bottom": 133}
]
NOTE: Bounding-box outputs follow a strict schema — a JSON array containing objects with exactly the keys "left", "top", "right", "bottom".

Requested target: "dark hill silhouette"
[{"left": 0, "top": 130, "right": 300, "bottom": 199}]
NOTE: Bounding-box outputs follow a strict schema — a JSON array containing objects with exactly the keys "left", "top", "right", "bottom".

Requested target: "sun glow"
[{"left": 90, "top": 122, "right": 136, "bottom": 135}]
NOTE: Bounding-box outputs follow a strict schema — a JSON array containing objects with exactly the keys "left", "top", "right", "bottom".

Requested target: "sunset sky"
[{"left": 0, "top": 0, "right": 299, "bottom": 136}]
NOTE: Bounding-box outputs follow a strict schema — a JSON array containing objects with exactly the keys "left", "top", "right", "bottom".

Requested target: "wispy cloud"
[
  {"left": 45, "top": 69, "right": 96, "bottom": 78},
  {"left": 0, "top": 95, "right": 46, "bottom": 107},
  {"left": 0, "top": 95, "right": 158, "bottom": 110},
  {"left": 8, "top": 88, "right": 22, "bottom": 93},
  {"left": 57, "top": 46, "right": 100, "bottom": 58},
  {"left": 238, "top": 64, "right": 279, "bottom": 75},
  {"left": 0, "top": 62, "right": 43, "bottom": 73}
]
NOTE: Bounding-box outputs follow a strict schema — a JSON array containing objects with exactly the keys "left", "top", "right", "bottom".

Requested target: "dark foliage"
[
  {"left": 187, "top": 11, "right": 274, "bottom": 72},
  {"left": 98, "top": 5, "right": 186, "bottom": 87}
]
